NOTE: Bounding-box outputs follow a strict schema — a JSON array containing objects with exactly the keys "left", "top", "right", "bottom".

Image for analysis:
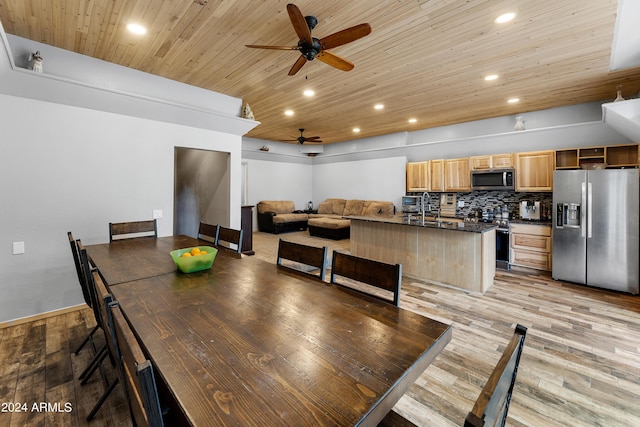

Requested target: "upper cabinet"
[
  {"left": 470, "top": 153, "right": 514, "bottom": 170},
  {"left": 556, "top": 144, "right": 639, "bottom": 169},
  {"left": 406, "top": 161, "right": 430, "bottom": 192},
  {"left": 444, "top": 158, "right": 471, "bottom": 192},
  {"left": 470, "top": 155, "right": 491, "bottom": 170},
  {"left": 515, "top": 150, "right": 555, "bottom": 192},
  {"left": 492, "top": 153, "right": 514, "bottom": 169},
  {"left": 430, "top": 160, "right": 445, "bottom": 192}
]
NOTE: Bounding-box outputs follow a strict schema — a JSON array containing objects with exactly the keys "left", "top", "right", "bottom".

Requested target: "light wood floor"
[{"left": 2, "top": 230, "right": 640, "bottom": 426}]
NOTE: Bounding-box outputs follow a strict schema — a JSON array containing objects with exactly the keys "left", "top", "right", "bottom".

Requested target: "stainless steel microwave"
[{"left": 471, "top": 169, "right": 515, "bottom": 191}]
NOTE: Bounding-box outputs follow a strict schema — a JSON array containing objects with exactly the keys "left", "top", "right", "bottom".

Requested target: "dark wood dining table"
[{"left": 86, "top": 236, "right": 452, "bottom": 426}]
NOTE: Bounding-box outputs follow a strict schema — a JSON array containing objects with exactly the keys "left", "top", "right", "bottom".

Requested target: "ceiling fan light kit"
[{"left": 246, "top": 4, "right": 371, "bottom": 76}]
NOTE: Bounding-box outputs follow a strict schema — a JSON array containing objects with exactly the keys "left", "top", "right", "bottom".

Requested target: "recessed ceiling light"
[
  {"left": 126, "top": 23, "right": 147, "bottom": 35},
  {"left": 495, "top": 12, "right": 516, "bottom": 24},
  {"left": 374, "top": 104, "right": 384, "bottom": 110},
  {"left": 508, "top": 98, "right": 520, "bottom": 104},
  {"left": 284, "top": 110, "right": 294, "bottom": 116},
  {"left": 303, "top": 89, "right": 315, "bottom": 97},
  {"left": 484, "top": 74, "right": 498, "bottom": 81},
  {"left": 353, "top": 127, "right": 361, "bottom": 133},
  {"left": 408, "top": 118, "right": 417, "bottom": 124}
]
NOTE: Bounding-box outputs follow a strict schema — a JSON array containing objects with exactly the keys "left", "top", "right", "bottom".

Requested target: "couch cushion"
[
  {"left": 363, "top": 201, "right": 395, "bottom": 217},
  {"left": 308, "top": 213, "right": 343, "bottom": 219},
  {"left": 317, "top": 201, "right": 333, "bottom": 215},
  {"left": 343, "top": 200, "right": 365, "bottom": 216},
  {"left": 258, "top": 200, "right": 295, "bottom": 214},
  {"left": 324, "top": 198, "right": 346, "bottom": 215},
  {"left": 308, "top": 217, "right": 351, "bottom": 229},
  {"left": 272, "top": 213, "right": 309, "bottom": 224}
]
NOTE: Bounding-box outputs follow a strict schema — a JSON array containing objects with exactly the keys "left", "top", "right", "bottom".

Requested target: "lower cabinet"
[{"left": 510, "top": 223, "right": 551, "bottom": 271}]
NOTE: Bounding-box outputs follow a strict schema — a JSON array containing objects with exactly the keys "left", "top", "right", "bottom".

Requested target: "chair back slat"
[
  {"left": 109, "top": 220, "right": 158, "bottom": 242},
  {"left": 464, "top": 324, "right": 528, "bottom": 427},
  {"left": 110, "top": 303, "right": 164, "bottom": 427},
  {"left": 330, "top": 251, "right": 402, "bottom": 306},
  {"left": 277, "top": 239, "right": 327, "bottom": 280},
  {"left": 77, "top": 240, "right": 103, "bottom": 328},
  {"left": 68, "top": 232, "right": 92, "bottom": 307},
  {"left": 198, "top": 222, "right": 217, "bottom": 243},
  {"left": 215, "top": 225, "right": 243, "bottom": 253},
  {"left": 92, "top": 270, "right": 117, "bottom": 364}
]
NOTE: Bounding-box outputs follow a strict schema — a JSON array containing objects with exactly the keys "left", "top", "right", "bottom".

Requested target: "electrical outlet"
[
  {"left": 153, "top": 210, "right": 163, "bottom": 219},
  {"left": 13, "top": 241, "right": 25, "bottom": 255},
  {"left": 458, "top": 201, "right": 465, "bottom": 207}
]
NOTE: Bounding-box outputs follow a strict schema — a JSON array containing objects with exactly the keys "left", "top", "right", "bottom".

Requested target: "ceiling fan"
[
  {"left": 281, "top": 129, "right": 323, "bottom": 144},
  {"left": 246, "top": 4, "right": 371, "bottom": 76}
]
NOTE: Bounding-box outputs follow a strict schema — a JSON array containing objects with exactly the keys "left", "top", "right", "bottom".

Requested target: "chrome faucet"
[{"left": 421, "top": 192, "right": 430, "bottom": 224}]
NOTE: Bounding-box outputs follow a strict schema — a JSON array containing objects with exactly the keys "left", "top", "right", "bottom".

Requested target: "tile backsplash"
[{"left": 409, "top": 191, "right": 553, "bottom": 219}]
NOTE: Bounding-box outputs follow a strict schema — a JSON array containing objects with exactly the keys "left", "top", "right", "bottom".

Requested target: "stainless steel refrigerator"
[{"left": 552, "top": 169, "right": 639, "bottom": 294}]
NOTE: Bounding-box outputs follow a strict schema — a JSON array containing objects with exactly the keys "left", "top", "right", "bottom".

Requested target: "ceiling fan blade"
[
  {"left": 245, "top": 45, "right": 300, "bottom": 50},
  {"left": 305, "top": 139, "right": 323, "bottom": 143},
  {"left": 288, "top": 55, "right": 308, "bottom": 75},
  {"left": 316, "top": 50, "right": 354, "bottom": 71},
  {"left": 320, "top": 23, "right": 372, "bottom": 50},
  {"left": 304, "top": 136, "right": 321, "bottom": 140},
  {"left": 287, "top": 4, "right": 312, "bottom": 45}
]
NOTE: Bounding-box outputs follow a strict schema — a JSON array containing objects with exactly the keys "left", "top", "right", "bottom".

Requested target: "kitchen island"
[{"left": 348, "top": 216, "right": 497, "bottom": 293}]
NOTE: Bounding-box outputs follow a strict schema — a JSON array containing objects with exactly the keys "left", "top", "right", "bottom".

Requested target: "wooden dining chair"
[
  {"left": 277, "top": 239, "right": 328, "bottom": 280},
  {"left": 85, "top": 269, "right": 121, "bottom": 421},
  {"left": 197, "top": 221, "right": 218, "bottom": 244},
  {"left": 215, "top": 225, "right": 243, "bottom": 254},
  {"left": 330, "top": 251, "right": 402, "bottom": 306},
  {"left": 464, "top": 324, "right": 528, "bottom": 427},
  {"left": 109, "top": 219, "right": 157, "bottom": 242},
  {"left": 68, "top": 232, "right": 99, "bottom": 356},
  {"left": 378, "top": 409, "right": 418, "bottom": 427},
  {"left": 109, "top": 301, "right": 165, "bottom": 427}
]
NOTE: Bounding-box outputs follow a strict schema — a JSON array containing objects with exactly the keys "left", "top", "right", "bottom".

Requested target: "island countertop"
[{"left": 345, "top": 215, "right": 498, "bottom": 233}]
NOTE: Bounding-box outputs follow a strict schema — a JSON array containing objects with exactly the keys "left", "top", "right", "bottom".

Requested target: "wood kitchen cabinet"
[
  {"left": 406, "top": 161, "right": 430, "bottom": 192},
  {"left": 444, "top": 158, "right": 471, "bottom": 191},
  {"left": 510, "top": 223, "right": 551, "bottom": 271},
  {"left": 470, "top": 153, "right": 514, "bottom": 170},
  {"left": 430, "top": 160, "right": 444, "bottom": 192},
  {"left": 515, "top": 150, "right": 555, "bottom": 191},
  {"left": 470, "top": 155, "right": 492, "bottom": 170},
  {"left": 555, "top": 144, "right": 639, "bottom": 169}
]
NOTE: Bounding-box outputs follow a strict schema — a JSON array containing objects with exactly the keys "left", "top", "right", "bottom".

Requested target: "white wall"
[
  {"left": 0, "top": 93, "right": 243, "bottom": 323},
  {"left": 244, "top": 159, "right": 313, "bottom": 212},
  {"left": 312, "top": 157, "right": 407, "bottom": 209}
]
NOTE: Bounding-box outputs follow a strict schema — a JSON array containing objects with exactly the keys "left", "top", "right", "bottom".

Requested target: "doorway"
[{"left": 174, "top": 147, "right": 230, "bottom": 237}]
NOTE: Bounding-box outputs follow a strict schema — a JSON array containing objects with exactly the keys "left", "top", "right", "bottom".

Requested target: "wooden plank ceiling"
[{"left": 0, "top": 0, "right": 639, "bottom": 144}]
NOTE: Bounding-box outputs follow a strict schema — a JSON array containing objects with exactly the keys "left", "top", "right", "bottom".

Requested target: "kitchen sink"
[
  {"left": 424, "top": 220, "right": 454, "bottom": 226},
  {"left": 406, "top": 217, "right": 453, "bottom": 226}
]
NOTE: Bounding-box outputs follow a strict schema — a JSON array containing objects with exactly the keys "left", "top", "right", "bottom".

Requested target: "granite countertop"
[{"left": 346, "top": 215, "right": 497, "bottom": 233}]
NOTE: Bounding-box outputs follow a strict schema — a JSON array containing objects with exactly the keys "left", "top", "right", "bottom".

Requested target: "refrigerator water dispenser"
[{"left": 556, "top": 202, "right": 581, "bottom": 228}]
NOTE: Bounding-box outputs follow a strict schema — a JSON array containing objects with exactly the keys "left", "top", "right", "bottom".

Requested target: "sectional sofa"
[
  {"left": 308, "top": 198, "right": 396, "bottom": 240},
  {"left": 256, "top": 200, "right": 309, "bottom": 234}
]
